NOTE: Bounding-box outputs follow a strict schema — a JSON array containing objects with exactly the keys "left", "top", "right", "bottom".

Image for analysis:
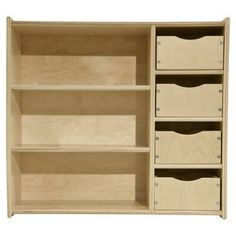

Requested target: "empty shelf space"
[
  {"left": 11, "top": 91, "right": 149, "bottom": 148},
  {"left": 13, "top": 200, "right": 149, "bottom": 214},
  {"left": 11, "top": 152, "right": 150, "bottom": 213},
  {"left": 155, "top": 70, "right": 224, "bottom": 75},
  {"left": 155, "top": 117, "right": 223, "bottom": 122},
  {"left": 10, "top": 27, "right": 150, "bottom": 86},
  {"left": 11, "top": 85, "right": 151, "bottom": 92},
  {"left": 11, "top": 144, "right": 150, "bottom": 153},
  {"left": 154, "top": 164, "right": 223, "bottom": 169}
]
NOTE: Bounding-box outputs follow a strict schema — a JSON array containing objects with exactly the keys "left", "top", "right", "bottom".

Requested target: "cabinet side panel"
[{"left": 221, "top": 18, "right": 230, "bottom": 219}]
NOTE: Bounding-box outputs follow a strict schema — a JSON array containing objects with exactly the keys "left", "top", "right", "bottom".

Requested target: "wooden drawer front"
[
  {"left": 155, "top": 131, "right": 221, "bottom": 164},
  {"left": 156, "top": 36, "right": 224, "bottom": 70},
  {"left": 154, "top": 177, "right": 220, "bottom": 211},
  {"left": 156, "top": 84, "right": 222, "bottom": 117}
]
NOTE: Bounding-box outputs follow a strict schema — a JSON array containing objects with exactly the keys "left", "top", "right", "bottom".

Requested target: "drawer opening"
[
  {"left": 155, "top": 122, "right": 222, "bottom": 133},
  {"left": 156, "top": 75, "right": 222, "bottom": 87},
  {"left": 156, "top": 26, "right": 224, "bottom": 38},
  {"left": 155, "top": 169, "right": 220, "bottom": 181}
]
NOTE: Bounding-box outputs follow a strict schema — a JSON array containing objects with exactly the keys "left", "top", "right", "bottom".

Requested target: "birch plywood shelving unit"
[{"left": 7, "top": 17, "right": 229, "bottom": 218}]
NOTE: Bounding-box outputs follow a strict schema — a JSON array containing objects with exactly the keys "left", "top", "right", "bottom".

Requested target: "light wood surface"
[
  {"left": 156, "top": 84, "right": 223, "bottom": 117},
  {"left": 156, "top": 36, "right": 224, "bottom": 70},
  {"left": 16, "top": 91, "right": 148, "bottom": 146},
  {"left": 155, "top": 176, "right": 220, "bottom": 211},
  {"left": 155, "top": 117, "right": 223, "bottom": 122},
  {"left": 14, "top": 200, "right": 149, "bottom": 214},
  {"left": 221, "top": 17, "right": 230, "bottom": 219},
  {"left": 7, "top": 18, "right": 229, "bottom": 217},
  {"left": 18, "top": 35, "right": 148, "bottom": 86},
  {"left": 155, "top": 131, "right": 221, "bottom": 164},
  {"left": 154, "top": 164, "right": 222, "bottom": 169},
  {"left": 155, "top": 70, "right": 224, "bottom": 75},
  {"left": 11, "top": 85, "right": 151, "bottom": 91},
  {"left": 11, "top": 144, "right": 150, "bottom": 153},
  {"left": 13, "top": 153, "right": 148, "bottom": 204}
]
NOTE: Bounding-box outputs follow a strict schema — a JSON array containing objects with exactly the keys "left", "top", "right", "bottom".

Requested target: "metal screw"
[
  {"left": 219, "top": 60, "right": 223, "bottom": 64},
  {"left": 155, "top": 137, "right": 159, "bottom": 141},
  {"left": 216, "top": 183, "right": 220, "bottom": 187},
  {"left": 217, "top": 136, "right": 221, "bottom": 140},
  {"left": 217, "top": 155, "right": 221, "bottom": 159},
  {"left": 155, "top": 201, "right": 159, "bottom": 205},
  {"left": 156, "top": 89, "right": 160, "bottom": 93},
  {"left": 156, "top": 108, "right": 160, "bottom": 111},
  {"left": 157, "top": 60, "right": 161, "bottom": 64},
  {"left": 157, "top": 41, "right": 161, "bottom": 45},
  {"left": 155, "top": 183, "right": 159, "bottom": 187},
  {"left": 219, "top": 89, "right": 223, "bottom": 93},
  {"left": 218, "top": 108, "right": 222, "bottom": 112}
]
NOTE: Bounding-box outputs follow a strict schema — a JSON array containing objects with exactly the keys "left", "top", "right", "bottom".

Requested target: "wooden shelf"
[
  {"left": 155, "top": 117, "right": 223, "bottom": 122},
  {"left": 154, "top": 164, "right": 223, "bottom": 169},
  {"left": 155, "top": 70, "right": 224, "bottom": 75},
  {"left": 11, "top": 85, "right": 151, "bottom": 92},
  {"left": 13, "top": 200, "right": 149, "bottom": 214},
  {"left": 11, "top": 144, "right": 150, "bottom": 153}
]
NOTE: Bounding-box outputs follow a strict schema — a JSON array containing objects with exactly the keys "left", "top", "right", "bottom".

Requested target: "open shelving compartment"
[{"left": 8, "top": 19, "right": 152, "bottom": 214}]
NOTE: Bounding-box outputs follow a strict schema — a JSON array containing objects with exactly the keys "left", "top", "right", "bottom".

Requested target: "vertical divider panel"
[
  {"left": 221, "top": 18, "right": 230, "bottom": 219},
  {"left": 149, "top": 25, "right": 156, "bottom": 212}
]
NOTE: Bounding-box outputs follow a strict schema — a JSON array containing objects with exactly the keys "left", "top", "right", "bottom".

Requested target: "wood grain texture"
[
  {"left": 11, "top": 144, "right": 150, "bottom": 153},
  {"left": 156, "top": 36, "right": 224, "bottom": 70},
  {"left": 13, "top": 153, "right": 148, "bottom": 203},
  {"left": 154, "top": 176, "right": 220, "bottom": 211},
  {"left": 14, "top": 200, "right": 149, "bottom": 214},
  {"left": 155, "top": 131, "right": 221, "bottom": 164},
  {"left": 7, "top": 19, "right": 229, "bottom": 216},
  {"left": 221, "top": 17, "right": 230, "bottom": 219},
  {"left": 11, "top": 85, "right": 151, "bottom": 91},
  {"left": 156, "top": 84, "right": 222, "bottom": 117},
  {"left": 17, "top": 91, "right": 148, "bottom": 146},
  {"left": 17, "top": 35, "right": 148, "bottom": 86}
]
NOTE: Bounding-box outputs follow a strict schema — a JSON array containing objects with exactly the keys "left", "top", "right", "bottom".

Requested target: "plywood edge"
[
  {"left": 221, "top": 16, "right": 230, "bottom": 219},
  {"left": 154, "top": 164, "right": 223, "bottom": 169},
  {"left": 6, "top": 16, "right": 13, "bottom": 218}
]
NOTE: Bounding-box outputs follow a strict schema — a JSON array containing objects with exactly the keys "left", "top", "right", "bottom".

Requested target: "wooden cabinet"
[
  {"left": 156, "top": 36, "right": 224, "bottom": 70},
  {"left": 7, "top": 18, "right": 229, "bottom": 218}
]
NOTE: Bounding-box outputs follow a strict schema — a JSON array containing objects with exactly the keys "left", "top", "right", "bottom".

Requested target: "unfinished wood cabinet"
[{"left": 7, "top": 18, "right": 229, "bottom": 218}]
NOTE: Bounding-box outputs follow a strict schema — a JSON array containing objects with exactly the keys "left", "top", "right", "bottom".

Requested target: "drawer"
[
  {"left": 154, "top": 175, "right": 220, "bottom": 211},
  {"left": 156, "top": 84, "right": 223, "bottom": 117},
  {"left": 155, "top": 131, "right": 221, "bottom": 164},
  {"left": 156, "top": 36, "right": 224, "bottom": 70}
]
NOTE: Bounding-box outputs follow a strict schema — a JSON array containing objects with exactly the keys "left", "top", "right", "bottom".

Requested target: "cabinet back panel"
[
  {"left": 18, "top": 35, "right": 148, "bottom": 85},
  {"left": 19, "top": 91, "right": 148, "bottom": 146},
  {"left": 18, "top": 153, "right": 148, "bottom": 201}
]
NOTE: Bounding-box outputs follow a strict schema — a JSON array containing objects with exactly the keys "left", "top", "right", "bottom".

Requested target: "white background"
[{"left": 0, "top": 0, "right": 235, "bottom": 235}]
